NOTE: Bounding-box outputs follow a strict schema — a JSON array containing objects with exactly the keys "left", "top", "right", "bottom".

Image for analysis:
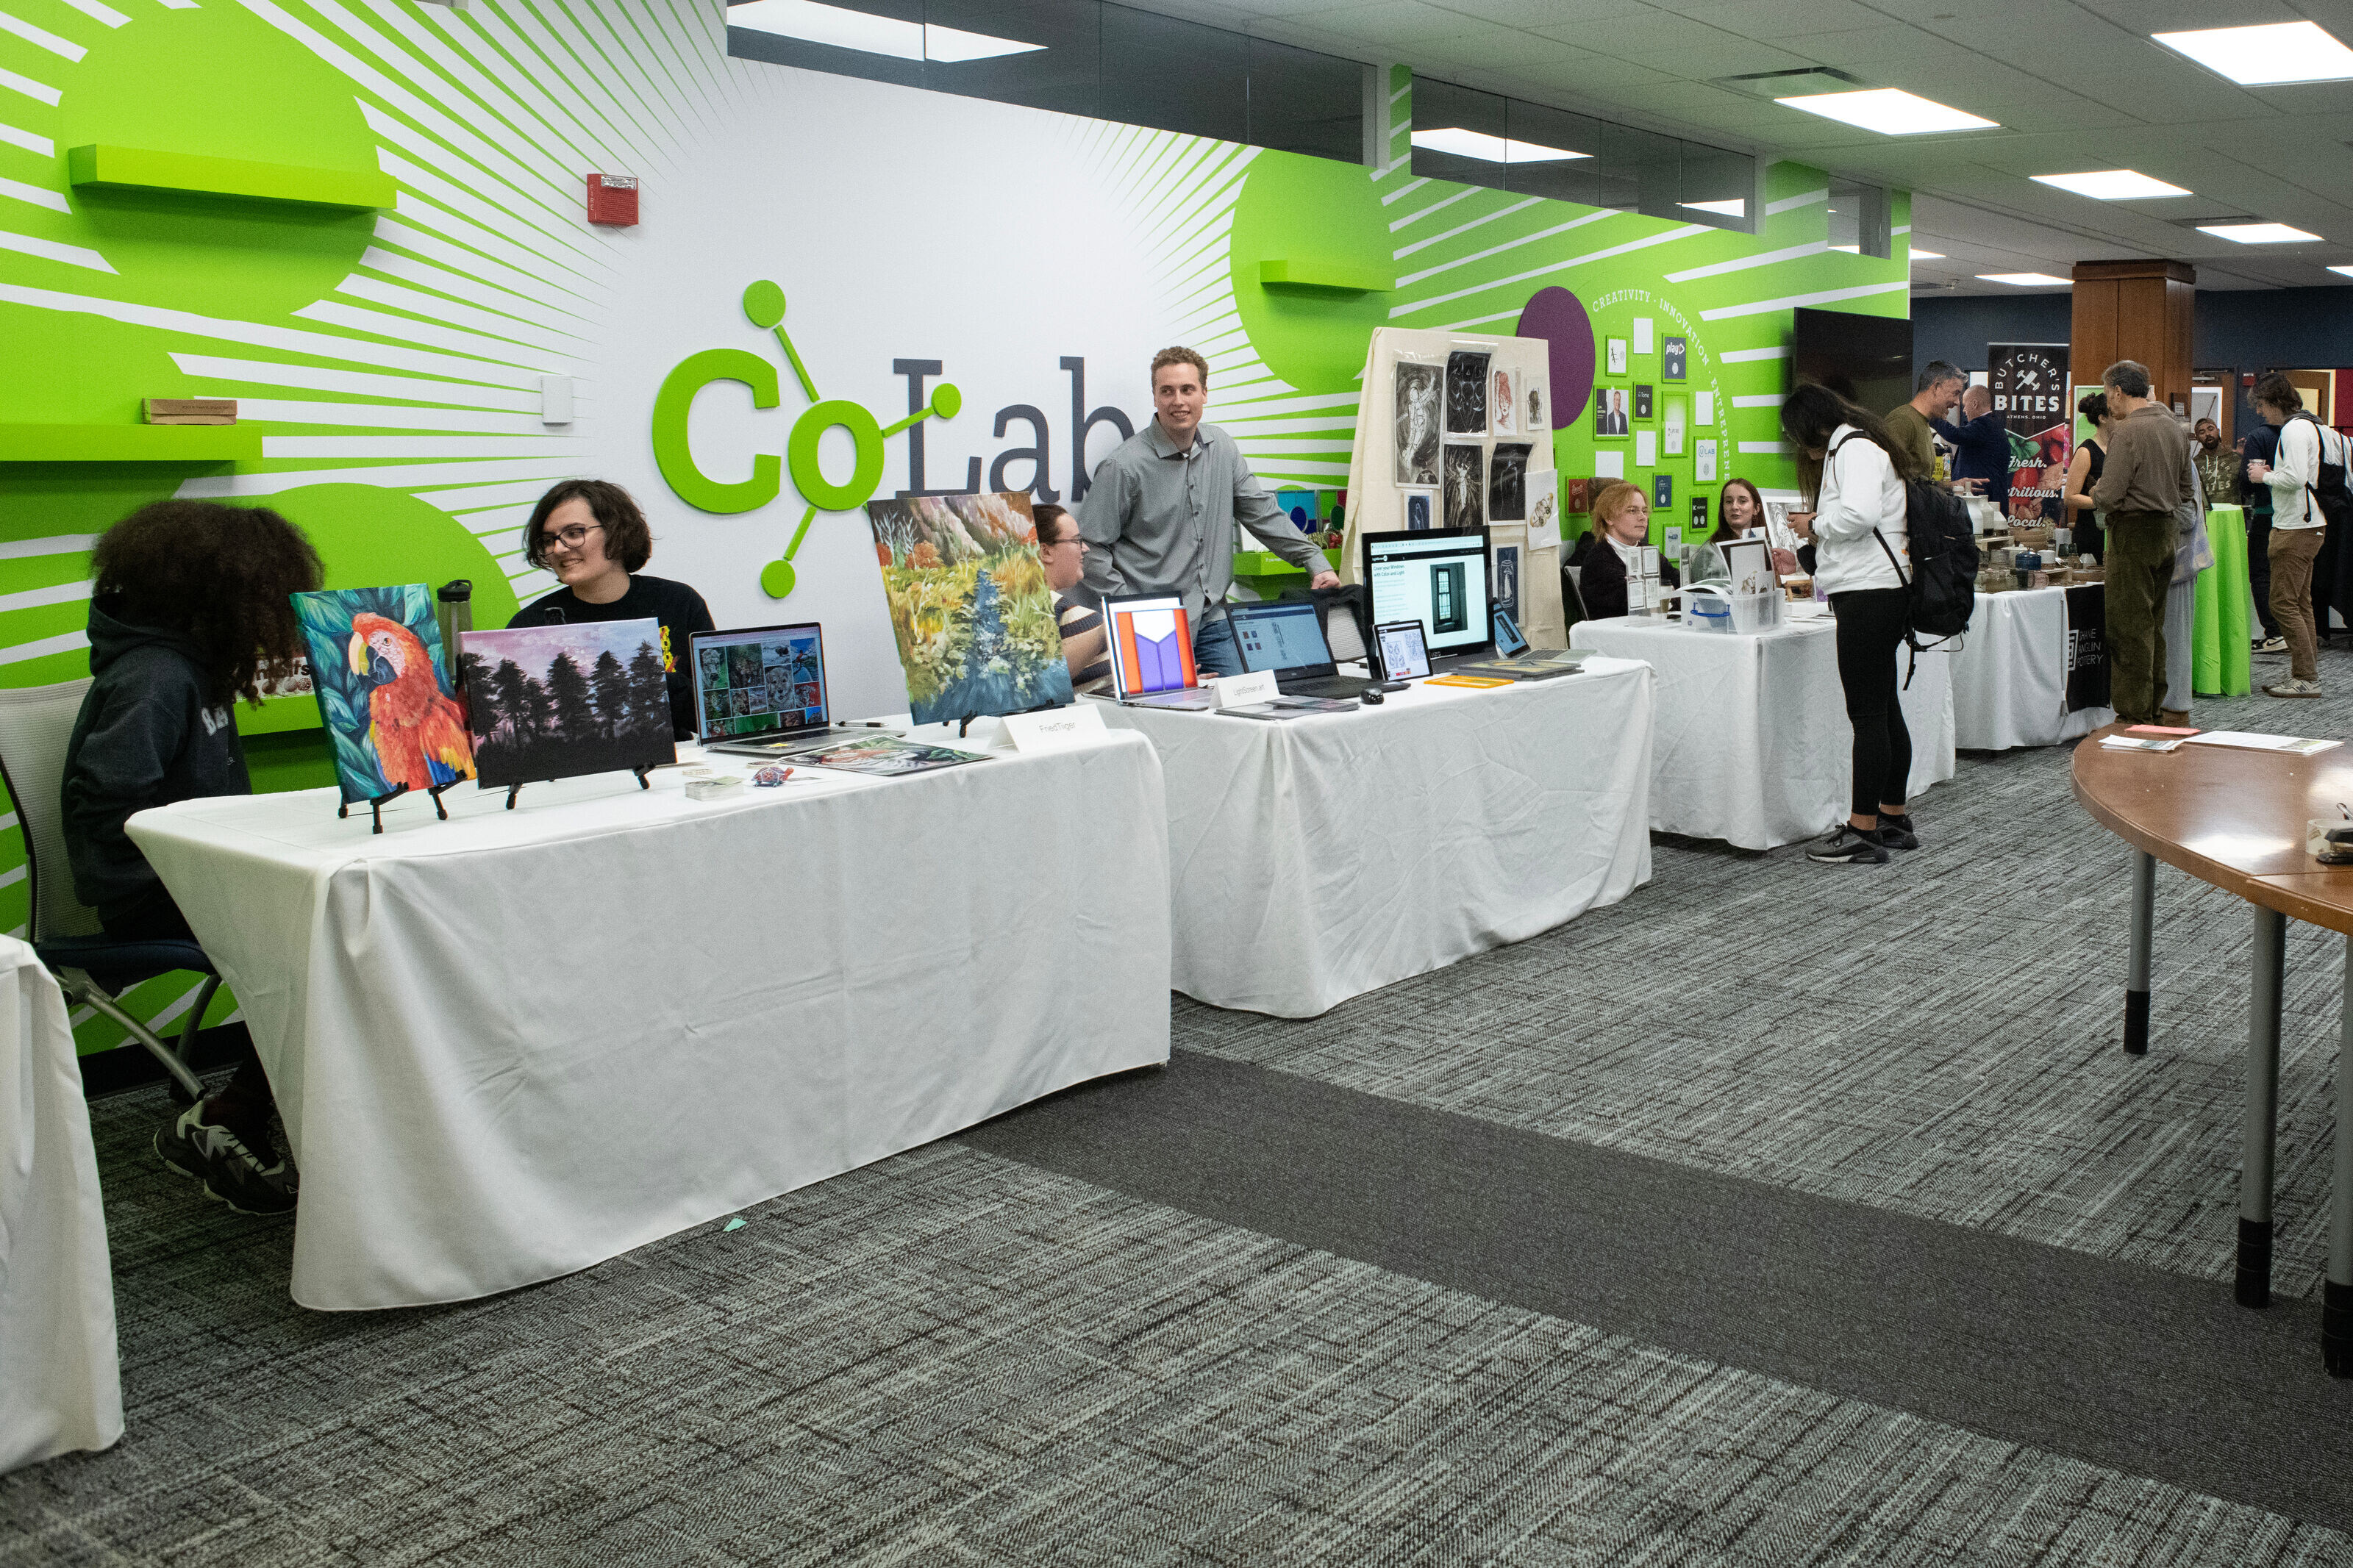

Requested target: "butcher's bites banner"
[{"left": 1989, "top": 344, "right": 2072, "bottom": 523}]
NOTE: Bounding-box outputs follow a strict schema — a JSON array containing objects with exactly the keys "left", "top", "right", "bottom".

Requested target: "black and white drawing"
[
  {"left": 1443, "top": 441, "right": 1485, "bottom": 529},
  {"left": 1393, "top": 359, "right": 1442, "bottom": 485},
  {"left": 1489, "top": 442, "right": 1529, "bottom": 522},
  {"left": 1446, "top": 350, "right": 1490, "bottom": 435}
]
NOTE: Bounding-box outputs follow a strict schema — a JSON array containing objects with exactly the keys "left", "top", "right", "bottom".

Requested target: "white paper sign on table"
[
  {"left": 2180, "top": 731, "right": 2340, "bottom": 756},
  {"left": 1209, "top": 669, "right": 1280, "bottom": 709},
  {"left": 1635, "top": 430, "right": 1657, "bottom": 467},
  {"left": 1001, "top": 703, "right": 1110, "bottom": 752}
]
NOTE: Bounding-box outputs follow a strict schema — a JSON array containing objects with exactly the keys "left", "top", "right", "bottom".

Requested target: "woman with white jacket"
[{"left": 1781, "top": 383, "right": 1922, "bottom": 866}]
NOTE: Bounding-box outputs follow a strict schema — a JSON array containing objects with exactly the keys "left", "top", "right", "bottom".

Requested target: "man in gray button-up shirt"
[{"left": 1078, "top": 347, "right": 1338, "bottom": 676}]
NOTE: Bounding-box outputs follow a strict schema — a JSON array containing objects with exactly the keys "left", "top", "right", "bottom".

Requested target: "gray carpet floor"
[{"left": 9, "top": 641, "right": 2353, "bottom": 1564}]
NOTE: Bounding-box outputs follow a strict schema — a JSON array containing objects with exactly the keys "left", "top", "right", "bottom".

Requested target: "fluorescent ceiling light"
[
  {"left": 729, "top": 0, "right": 1043, "bottom": 62},
  {"left": 2152, "top": 21, "right": 2353, "bottom": 85},
  {"left": 2332, "top": 265, "right": 2353, "bottom": 278},
  {"left": 1775, "top": 87, "right": 1998, "bottom": 135},
  {"left": 1830, "top": 243, "right": 1947, "bottom": 259},
  {"left": 2200, "top": 222, "right": 2322, "bottom": 243},
  {"left": 1681, "top": 198, "right": 1746, "bottom": 217},
  {"left": 1411, "top": 127, "right": 1587, "bottom": 163},
  {"left": 2032, "top": 169, "right": 2190, "bottom": 200},
  {"left": 1977, "top": 273, "right": 2070, "bottom": 286}
]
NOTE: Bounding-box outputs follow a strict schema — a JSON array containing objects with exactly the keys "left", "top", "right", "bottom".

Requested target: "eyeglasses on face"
[{"left": 535, "top": 522, "right": 603, "bottom": 552}]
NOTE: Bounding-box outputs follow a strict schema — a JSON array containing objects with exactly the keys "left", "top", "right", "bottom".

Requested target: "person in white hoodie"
[
  {"left": 1779, "top": 383, "right": 1921, "bottom": 866},
  {"left": 2245, "top": 373, "right": 2339, "bottom": 697}
]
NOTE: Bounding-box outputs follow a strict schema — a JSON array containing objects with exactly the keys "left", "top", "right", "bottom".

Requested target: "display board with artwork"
[
  {"left": 865, "top": 491, "right": 1075, "bottom": 727},
  {"left": 292, "top": 584, "right": 476, "bottom": 828},
  {"left": 1340, "top": 327, "right": 1565, "bottom": 648}
]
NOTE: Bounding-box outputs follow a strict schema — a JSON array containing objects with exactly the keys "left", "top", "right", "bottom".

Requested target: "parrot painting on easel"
[
  {"left": 292, "top": 584, "right": 478, "bottom": 805},
  {"left": 348, "top": 612, "right": 475, "bottom": 792}
]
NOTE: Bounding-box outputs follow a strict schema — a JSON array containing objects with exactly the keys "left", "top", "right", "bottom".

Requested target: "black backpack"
[
  {"left": 1830, "top": 432, "right": 1981, "bottom": 648},
  {"left": 2286, "top": 413, "right": 2353, "bottom": 530}
]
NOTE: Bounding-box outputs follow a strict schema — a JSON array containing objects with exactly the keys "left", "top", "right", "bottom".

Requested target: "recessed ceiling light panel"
[
  {"left": 1907, "top": 247, "right": 1945, "bottom": 259},
  {"left": 2332, "top": 265, "right": 2353, "bottom": 279},
  {"left": 2200, "top": 222, "right": 2323, "bottom": 243},
  {"left": 1680, "top": 198, "right": 1746, "bottom": 217},
  {"left": 2153, "top": 21, "right": 2353, "bottom": 85},
  {"left": 1410, "top": 127, "right": 1587, "bottom": 164},
  {"left": 2031, "top": 170, "right": 2191, "bottom": 200},
  {"left": 1774, "top": 87, "right": 1999, "bottom": 135},
  {"left": 729, "top": 0, "right": 1043, "bottom": 60},
  {"left": 1977, "top": 273, "right": 2070, "bottom": 286}
]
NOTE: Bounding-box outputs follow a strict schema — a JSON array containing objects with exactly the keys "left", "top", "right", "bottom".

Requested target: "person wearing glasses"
[
  {"left": 510, "top": 479, "right": 714, "bottom": 737},
  {"left": 1035, "top": 502, "right": 1110, "bottom": 693}
]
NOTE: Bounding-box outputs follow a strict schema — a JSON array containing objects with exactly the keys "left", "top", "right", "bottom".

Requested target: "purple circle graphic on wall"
[{"left": 1516, "top": 286, "right": 1594, "bottom": 429}]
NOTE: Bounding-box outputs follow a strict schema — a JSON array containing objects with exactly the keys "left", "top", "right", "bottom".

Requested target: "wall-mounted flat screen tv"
[{"left": 1792, "top": 307, "right": 1913, "bottom": 419}]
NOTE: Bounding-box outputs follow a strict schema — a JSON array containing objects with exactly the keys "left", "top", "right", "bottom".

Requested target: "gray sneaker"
[
  {"left": 2263, "top": 678, "right": 2324, "bottom": 698},
  {"left": 155, "top": 1104, "right": 297, "bottom": 1215}
]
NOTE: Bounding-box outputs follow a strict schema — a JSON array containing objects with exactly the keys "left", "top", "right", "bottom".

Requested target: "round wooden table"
[{"left": 2074, "top": 725, "right": 2353, "bottom": 1375}]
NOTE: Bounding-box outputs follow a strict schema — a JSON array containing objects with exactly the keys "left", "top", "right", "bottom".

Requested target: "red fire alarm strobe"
[{"left": 587, "top": 173, "right": 639, "bottom": 227}]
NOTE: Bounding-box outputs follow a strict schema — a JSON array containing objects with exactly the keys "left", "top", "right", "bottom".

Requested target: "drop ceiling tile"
[
  {"left": 1663, "top": 0, "right": 1888, "bottom": 37},
  {"left": 1413, "top": 29, "right": 1595, "bottom": 68},
  {"left": 1427, "top": 0, "right": 1659, "bottom": 24},
  {"left": 1522, "top": 11, "right": 1738, "bottom": 50},
  {"left": 1281, "top": 0, "right": 1496, "bottom": 43}
]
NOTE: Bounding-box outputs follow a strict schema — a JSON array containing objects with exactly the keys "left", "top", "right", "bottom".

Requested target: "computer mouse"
[{"left": 1359, "top": 687, "right": 1386, "bottom": 705}]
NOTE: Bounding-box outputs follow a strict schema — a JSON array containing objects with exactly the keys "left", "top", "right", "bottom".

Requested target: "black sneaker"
[
  {"left": 155, "top": 1104, "right": 297, "bottom": 1215},
  {"left": 1807, "top": 824, "right": 1890, "bottom": 864},
  {"left": 1877, "top": 812, "right": 1918, "bottom": 851}
]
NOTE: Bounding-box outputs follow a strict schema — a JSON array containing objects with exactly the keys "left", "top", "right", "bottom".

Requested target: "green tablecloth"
[{"left": 2193, "top": 505, "right": 2252, "bottom": 696}]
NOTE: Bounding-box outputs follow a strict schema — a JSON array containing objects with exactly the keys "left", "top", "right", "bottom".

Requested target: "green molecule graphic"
[{"left": 650, "top": 280, "right": 959, "bottom": 598}]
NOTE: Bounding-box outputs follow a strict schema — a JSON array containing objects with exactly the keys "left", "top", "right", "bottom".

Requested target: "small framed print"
[
  {"left": 1632, "top": 318, "right": 1654, "bottom": 355},
  {"left": 1635, "top": 384, "right": 1654, "bottom": 420},
  {"left": 1653, "top": 473, "right": 1674, "bottom": 508},
  {"left": 1696, "top": 438, "right": 1718, "bottom": 483},
  {"left": 1663, "top": 398, "right": 1686, "bottom": 457},
  {"left": 1635, "top": 429, "right": 1657, "bottom": 467},
  {"left": 1593, "top": 385, "right": 1629, "bottom": 438},
  {"left": 1663, "top": 337, "right": 1687, "bottom": 382},
  {"left": 1606, "top": 337, "right": 1628, "bottom": 376},
  {"left": 1402, "top": 487, "right": 1435, "bottom": 531}
]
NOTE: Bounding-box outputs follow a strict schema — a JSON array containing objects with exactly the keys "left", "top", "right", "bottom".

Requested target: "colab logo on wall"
[{"left": 650, "top": 281, "right": 963, "bottom": 598}]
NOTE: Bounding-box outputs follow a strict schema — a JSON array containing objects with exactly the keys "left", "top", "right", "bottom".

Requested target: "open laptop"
[
  {"left": 1103, "top": 593, "right": 1220, "bottom": 709},
  {"left": 1361, "top": 526, "right": 1496, "bottom": 670},
  {"left": 689, "top": 623, "right": 857, "bottom": 756},
  {"left": 1228, "top": 601, "right": 1382, "bottom": 698}
]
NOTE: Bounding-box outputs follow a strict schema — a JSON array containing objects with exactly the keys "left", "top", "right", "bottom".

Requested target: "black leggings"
[
  {"left": 1829, "top": 588, "right": 1913, "bottom": 818},
  {"left": 104, "top": 886, "right": 270, "bottom": 1109}
]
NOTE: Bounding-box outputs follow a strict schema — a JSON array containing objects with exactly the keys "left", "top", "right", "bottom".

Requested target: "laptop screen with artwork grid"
[{"left": 691, "top": 623, "right": 829, "bottom": 741}]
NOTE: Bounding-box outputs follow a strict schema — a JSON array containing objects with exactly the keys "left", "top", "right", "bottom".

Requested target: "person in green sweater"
[{"left": 1884, "top": 362, "right": 1965, "bottom": 484}]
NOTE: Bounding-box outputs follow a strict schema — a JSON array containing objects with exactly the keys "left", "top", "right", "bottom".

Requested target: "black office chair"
[
  {"left": 0, "top": 679, "right": 215, "bottom": 1103},
  {"left": 1560, "top": 562, "right": 1589, "bottom": 633}
]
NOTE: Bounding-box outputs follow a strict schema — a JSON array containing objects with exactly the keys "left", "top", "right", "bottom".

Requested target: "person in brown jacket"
[{"left": 2089, "top": 359, "right": 2190, "bottom": 724}]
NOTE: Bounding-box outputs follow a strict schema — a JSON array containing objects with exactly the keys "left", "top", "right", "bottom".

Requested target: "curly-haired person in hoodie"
[{"left": 62, "top": 500, "right": 321, "bottom": 1215}]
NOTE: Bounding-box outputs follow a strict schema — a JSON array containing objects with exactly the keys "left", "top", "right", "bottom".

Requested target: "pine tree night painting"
[{"left": 457, "top": 619, "right": 675, "bottom": 788}]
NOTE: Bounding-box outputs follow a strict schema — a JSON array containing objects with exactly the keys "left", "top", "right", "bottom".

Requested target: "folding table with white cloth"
[
  {"left": 0, "top": 936, "right": 122, "bottom": 1473},
  {"left": 1951, "top": 586, "right": 2112, "bottom": 751},
  {"left": 1098, "top": 659, "right": 1654, "bottom": 1019},
  {"left": 125, "top": 729, "right": 1171, "bottom": 1311},
  {"left": 1568, "top": 611, "right": 1954, "bottom": 851}
]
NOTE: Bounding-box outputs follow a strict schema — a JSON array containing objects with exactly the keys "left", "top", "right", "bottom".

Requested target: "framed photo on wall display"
[
  {"left": 1402, "top": 487, "right": 1435, "bottom": 531},
  {"left": 1393, "top": 359, "right": 1442, "bottom": 485},
  {"left": 1663, "top": 337, "right": 1687, "bottom": 381},
  {"left": 1654, "top": 473, "right": 1674, "bottom": 508},
  {"left": 1527, "top": 382, "right": 1545, "bottom": 431},
  {"left": 1593, "top": 385, "right": 1629, "bottom": 437},
  {"left": 1664, "top": 398, "right": 1686, "bottom": 457},
  {"left": 1606, "top": 337, "right": 1628, "bottom": 376},
  {"left": 1696, "top": 438, "right": 1718, "bottom": 482},
  {"left": 1446, "top": 349, "right": 1490, "bottom": 434},
  {"left": 1635, "top": 384, "right": 1654, "bottom": 421},
  {"left": 1443, "top": 440, "right": 1485, "bottom": 529},
  {"left": 1490, "top": 365, "right": 1518, "bottom": 436},
  {"left": 1490, "top": 524, "right": 1524, "bottom": 623}
]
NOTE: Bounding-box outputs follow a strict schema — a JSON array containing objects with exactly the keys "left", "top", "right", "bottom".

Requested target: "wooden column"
[{"left": 2071, "top": 259, "right": 2197, "bottom": 412}]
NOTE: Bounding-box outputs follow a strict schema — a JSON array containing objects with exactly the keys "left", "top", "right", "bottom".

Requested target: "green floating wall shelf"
[
  {"left": 66, "top": 144, "right": 396, "bottom": 212},
  {"left": 1257, "top": 258, "right": 1393, "bottom": 295},
  {"left": 0, "top": 424, "right": 262, "bottom": 463}
]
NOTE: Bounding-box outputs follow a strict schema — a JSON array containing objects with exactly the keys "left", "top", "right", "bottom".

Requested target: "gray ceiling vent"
[{"left": 1712, "top": 67, "right": 1866, "bottom": 98}]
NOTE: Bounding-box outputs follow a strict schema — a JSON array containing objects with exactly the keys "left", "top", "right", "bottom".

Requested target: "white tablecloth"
[
  {"left": 0, "top": 937, "right": 121, "bottom": 1472},
  {"left": 1100, "top": 659, "right": 1654, "bottom": 1018},
  {"left": 1569, "top": 612, "right": 1955, "bottom": 851},
  {"left": 1952, "top": 587, "right": 2111, "bottom": 751},
  {"left": 127, "top": 730, "right": 1171, "bottom": 1311}
]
